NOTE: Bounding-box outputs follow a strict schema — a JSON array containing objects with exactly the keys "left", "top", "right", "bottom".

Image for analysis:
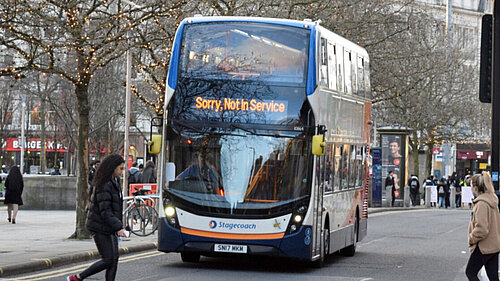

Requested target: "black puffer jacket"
[{"left": 86, "top": 178, "right": 123, "bottom": 235}]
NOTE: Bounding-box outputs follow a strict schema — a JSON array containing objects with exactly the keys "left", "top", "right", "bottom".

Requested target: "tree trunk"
[
  {"left": 425, "top": 142, "right": 434, "bottom": 178},
  {"left": 69, "top": 83, "right": 91, "bottom": 239},
  {"left": 412, "top": 147, "right": 419, "bottom": 176},
  {"left": 410, "top": 131, "right": 419, "bottom": 176}
]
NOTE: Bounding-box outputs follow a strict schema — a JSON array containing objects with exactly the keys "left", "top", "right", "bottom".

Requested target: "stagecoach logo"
[
  {"left": 209, "top": 220, "right": 217, "bottom": 229},
  {"left": 208, "top": 220, "right": 257, "bottom": 230}
]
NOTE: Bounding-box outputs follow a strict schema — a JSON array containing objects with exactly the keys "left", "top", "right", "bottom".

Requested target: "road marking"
[{"left": 0, "top": 250, "right": 163, "bottom": 281}]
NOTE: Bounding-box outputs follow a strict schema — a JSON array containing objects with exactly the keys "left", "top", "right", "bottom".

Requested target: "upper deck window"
[{"left": 179, "top": 22, "right": 310, "bottom": 86}]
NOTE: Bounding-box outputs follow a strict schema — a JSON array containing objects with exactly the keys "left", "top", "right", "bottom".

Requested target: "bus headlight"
[
  {"left": 294, "top": 215, "right": 302, "bottom": 223},
  {"left": 165, "top": 206, "right": 176, "bottom": 217},
  {"left": 168, "top": 217, "right": 177, "bottom": 225},
  {"left": 287, "top": 205, "right": 308, "bottom": 234}
]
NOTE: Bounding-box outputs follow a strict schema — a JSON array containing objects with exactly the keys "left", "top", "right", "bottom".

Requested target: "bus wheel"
[
  {"left": 323, "top": 224, "right": 330, "bottom": 260},
  {"left": 181, "top": 252, "right": 200, "bottom": 263},
  {"left": 340, "top": 217, "right": 358, "bottom": 257}
]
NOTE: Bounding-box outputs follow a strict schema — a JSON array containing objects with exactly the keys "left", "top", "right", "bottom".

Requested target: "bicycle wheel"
[{"left": 127, "top": 205, "right": 158, "bottom": 236}]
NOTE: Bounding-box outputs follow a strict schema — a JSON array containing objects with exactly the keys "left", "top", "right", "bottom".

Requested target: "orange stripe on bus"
[{"left": 181, "top": 227, "right": 285, "bottom": 240}]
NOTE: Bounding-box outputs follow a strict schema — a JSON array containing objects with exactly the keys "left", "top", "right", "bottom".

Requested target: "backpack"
[
  {"left": 410, "top": 179, "right": 418, "bottom": 189},
  {"left": 128, "top": 169, "right": 139, "bottom": 184}
]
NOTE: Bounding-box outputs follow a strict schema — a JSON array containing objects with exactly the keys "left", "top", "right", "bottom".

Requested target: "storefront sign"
[
  {"left": 456, "top": 149, "right": 488, "bottom": 160},
  {"left": 2, "top": 138, "right": 67, "bottom": 152}
]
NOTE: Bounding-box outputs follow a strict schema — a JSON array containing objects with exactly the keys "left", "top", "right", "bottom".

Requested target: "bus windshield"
[
  {"left": 166, "top": 126, "right": 312, "bottom": 215},
  {"left": 179, "top": 22, "right": 310, "bottom": 86}
]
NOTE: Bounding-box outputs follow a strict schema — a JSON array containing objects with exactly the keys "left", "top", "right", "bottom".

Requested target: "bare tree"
[
  {"left": 0, "top": 0, "right": 186, "bottom": 239},
  {"left": 368, "top": 5, "right": 487, "bottom": 176}
]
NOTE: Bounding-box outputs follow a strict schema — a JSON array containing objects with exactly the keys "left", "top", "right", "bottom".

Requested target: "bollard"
[
  {"left": 385, "top": 185, "right": 392, "bottom": 207},
  {"left": 404, "top": 186, "right": 410, "bottom": 207},
  {"left": 425, "top": 186, "right": 431, "bottom": 208},
  {"left": 450, "top": 186, "right": 456, "bottom": 209}
]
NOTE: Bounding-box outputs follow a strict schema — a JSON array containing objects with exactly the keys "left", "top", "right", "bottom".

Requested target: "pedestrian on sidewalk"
[
  {"left": 4, "top": 166, "right": 23, "bottom": 224},
  {"left": 409, "top": 175, "right": 419, "bottom": 206},
  {"left": 140, "top": 160, "right": 157, "bottom": 183},
  {"left": 385, "top": 171, "right": 395, "bottom": 207},
  {"left": 465, "top": 172, "right": 500, "bottom": 281},
  {"left": 437, "top": 178, "right": 447, "bottom": 208},
  {"left": 67, "top": 154, "right": 128, "bottom": 281}
]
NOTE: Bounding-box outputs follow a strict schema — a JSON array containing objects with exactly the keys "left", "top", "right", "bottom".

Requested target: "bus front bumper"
[{"left": 157, "top": 218, "right": 313, "bottom": 260}]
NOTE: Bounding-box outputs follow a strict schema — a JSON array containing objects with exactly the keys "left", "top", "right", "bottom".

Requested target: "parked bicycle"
[{"left": 123, "top": 188, "right": 159, "bottom": 236}]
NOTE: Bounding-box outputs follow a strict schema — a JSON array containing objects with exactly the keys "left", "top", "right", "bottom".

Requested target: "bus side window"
[
  {"left": 334, "top": 145, "right": 342, "bottom": 191},
  {"left": 320, "top": 38, "right": 328, "bottom": 87},
  {"left": 349, "top": 145, "right": 356, "bottom": 189},
  {"left": 355, "top": 146, "right": 364, "bottom": 187},
  {"left": 344, "top": 50, "right": 352, "bottom": 94},
  {"left": 357, "top": 146, "right": 365, "bottom": 187},
  {"left": 324, "top": 144, "right": 333, "bottom": 192},
  {"left": 357, "top": 56, "right": 364, "bottom": 98},
  {"left": 327, "top": 42, "right": 337, "bottom": 91},
  {"left": 364, "top": 59, "right": 371, "bottom": 99},
  {"left": 351, "top": 52, "right": 358, "bottom": 95},
  {"left": 337, "top": 46, "right": 344, "bottom": 93},
  {"left": 342, "top": 144, "right": 350, "bottom": 189}
]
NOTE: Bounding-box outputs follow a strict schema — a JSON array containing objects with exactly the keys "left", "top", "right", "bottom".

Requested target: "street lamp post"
[
  {"left": 123, "top": 42, "right": 132, "bottom": 197},
  {"left": 20, "top": 95, "right": 26, "bottom": 174},
  {"left": 122, "top": 0, "right": 143, "bottom": 198}
]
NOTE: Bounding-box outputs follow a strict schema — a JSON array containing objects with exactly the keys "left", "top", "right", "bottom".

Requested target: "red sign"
[
  {"left": 393, "top": 158, "right": 400, "bottom": 166},
  {"left": 432, "top": 148, "right": 441, "bottom": 155},
  {"left": 128, "top": 183, "right": 157, "bottom": 196},
  {"left": 2, "top": 138, "right": 67, "bottom": 152},
  {"left": 456, "top": 149, "right": 487, "bottom": 160}
]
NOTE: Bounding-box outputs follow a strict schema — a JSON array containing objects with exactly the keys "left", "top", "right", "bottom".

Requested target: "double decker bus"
[{"left": 156, "top": 16, "right": 372, "bottom": 266}]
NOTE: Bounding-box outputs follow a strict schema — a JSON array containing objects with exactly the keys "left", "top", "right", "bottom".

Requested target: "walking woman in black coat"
[
  {"left": 4, "top": 166, "right": 23, "bottom": 224},
  {"left": 67, "top": 154, "right": 127, "bottom": 281}
]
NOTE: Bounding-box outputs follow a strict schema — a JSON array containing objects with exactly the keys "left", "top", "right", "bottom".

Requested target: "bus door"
[{"left": 312, "top": 151, "right": 326, "bottom": 258}]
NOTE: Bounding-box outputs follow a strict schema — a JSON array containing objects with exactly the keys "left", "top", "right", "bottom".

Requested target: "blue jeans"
[{"left": 438, "top": 196, "right": 445, "bottom": 208}]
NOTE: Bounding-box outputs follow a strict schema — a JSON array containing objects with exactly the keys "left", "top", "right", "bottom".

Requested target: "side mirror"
[
  {"left": 148, "top": 134, "right": 162, "bottom": 154},
  {"left": 165, "top": 162, "right": 176, "bottom": 182},
  {"left": 312, "top": 135, "right": 325, "bottom": 156}
]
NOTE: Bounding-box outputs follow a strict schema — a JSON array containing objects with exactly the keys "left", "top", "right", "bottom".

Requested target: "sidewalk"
[{"left": 0, "top": 207, "right": 157, "bottom": 277}]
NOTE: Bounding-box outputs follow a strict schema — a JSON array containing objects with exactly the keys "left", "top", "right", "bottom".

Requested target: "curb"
[
  {"left": 0, "top": 242, "right": 158, "bottom": 277},
  {"left": 368, "top": 207, "right": 422, "bottom": 214}
]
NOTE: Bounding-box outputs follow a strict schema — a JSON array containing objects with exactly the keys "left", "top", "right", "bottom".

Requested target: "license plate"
[{"left": 214, "top": 244, "right": 248, "bottom": 253}]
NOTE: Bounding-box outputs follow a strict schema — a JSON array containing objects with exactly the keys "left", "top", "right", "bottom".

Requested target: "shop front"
[
  {"left": 2, "top": 138, "right": 68, "bottom": 174},
  {"left": 456, "top": 147, "right": 490, "bottom": 179}
]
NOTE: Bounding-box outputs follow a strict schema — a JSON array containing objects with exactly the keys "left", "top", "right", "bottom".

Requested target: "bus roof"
[{"left": 181, "top": 16, "right": 316, "bottom": 30}]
